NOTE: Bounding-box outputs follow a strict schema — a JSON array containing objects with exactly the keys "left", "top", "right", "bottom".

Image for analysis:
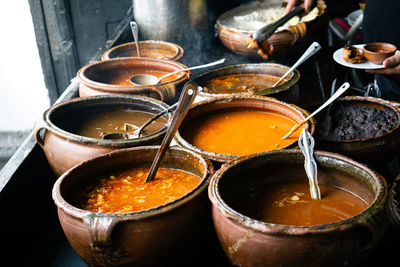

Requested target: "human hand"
[
  {"left": 284, "top": 0, "right": 315, "bottom": 15},
  {"left": 366, "top": 53, "right": 400, "bottom": 78}
]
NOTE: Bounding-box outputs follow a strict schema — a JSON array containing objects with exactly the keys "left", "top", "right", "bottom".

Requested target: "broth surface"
[
  {"left": 231, "top": 182, "right": 368, "bottom": 226},
  {"left": 79, "top": 167, "right": 201, "bottom": 213},
  {"left": 63, "top": 109, "right": 167, "bottom": 138},
  {"left": 181, "top": 109, "right": 302, "bottom": 156},
  {"left": 203, "top": 74, "right": 283, "bottom": 94},
  {"left": 109, "top": 71, "right": 180, "bottom": 85}
]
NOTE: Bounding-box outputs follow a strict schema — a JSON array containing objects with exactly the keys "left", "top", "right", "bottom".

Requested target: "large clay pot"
[
  {"left": 209, "top": 149, "right": 388, "bottom": 267},
  {"left": 34, "top": 95, "right": 171, "bottom": 176},
  {"left": 77, "top": 57, "right": 189, "bottom": 104},
  {"left": 175, "top": 95, "right": 315, "bottom": 165},
  {"left": 193, "top": 63, "right": 300, "bottom": 104},
  {"left": 52, "top": 146, "right": 214, "bottom": 267}
]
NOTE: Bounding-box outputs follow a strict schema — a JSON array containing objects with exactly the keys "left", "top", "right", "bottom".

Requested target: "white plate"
[{"left": 333, "top": 44, "right": 385, "bottom": 69}]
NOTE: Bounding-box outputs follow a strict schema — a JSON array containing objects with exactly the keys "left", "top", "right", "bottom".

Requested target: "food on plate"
[{"left": 342, "top": 45, "right": 365, "bottom": 63}]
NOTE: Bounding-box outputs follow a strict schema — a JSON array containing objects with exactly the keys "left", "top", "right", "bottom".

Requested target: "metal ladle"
[
  {"left": 130, "top": 21, "right": 141, "bottom": 57},
  {"left": 145, "top": 81, "right": 199, "bottom": 182},
  {"left": 129, "top": 58, "right": 226, "bottom": 86},
  {"left": 102, "top": 102, "right": 178, "bottom": 140}
]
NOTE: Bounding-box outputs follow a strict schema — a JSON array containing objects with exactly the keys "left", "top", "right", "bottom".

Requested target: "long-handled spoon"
[
  {"left": 282, "top": 82, "right": 350, "bottom": 139},
  {"left": 130, "top": 21, "right": 141, "bottom": 57},
  {"left": 145, "top": 81, "right": 198, "bottom": 182}
]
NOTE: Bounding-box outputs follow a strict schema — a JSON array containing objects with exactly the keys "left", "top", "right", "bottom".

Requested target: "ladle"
[
  {"left": 145, "top": 81, "right": 199, "bottom": 182},
  {"left": 282, "top": 82, "right": 350, "bottom": 139},
  {"left": 129, "top": 58, "right": 225, "bottom": 86},
  {"left": 272, "top": 41, "right": 321, "bottom": 87},
  {"left": 130, "top": 21, "right": 141, "bottom": 57},
  {"left": 298, "top": 128, "right": 321, "bottom": 200},
  {"left": 102, "top": 102, "right": 178, "bottom": 140}
]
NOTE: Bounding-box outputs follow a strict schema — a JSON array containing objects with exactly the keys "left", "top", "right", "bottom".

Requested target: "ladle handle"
[
  {"left": 145, "top": 81, "right": 199, "bottom": 182},
  {"left": 130, "top": 21, "right": 141, "bottom": 57},
  {"left": 273, "top": 42, "right": 321, "bottom": 87}
]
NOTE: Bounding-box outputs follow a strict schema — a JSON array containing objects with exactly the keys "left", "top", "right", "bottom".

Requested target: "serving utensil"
[
  {"left": 102, "top": 102, "right": 178, "bottom": 140},
  {"left": 298, "top": 128, "right": 321, "bottom": 200},
  {"left": 272, "top": 41, "right": 321, "bottom": 87},
  {"left": 282, "top": 82, "right": 350, "bottom": 139},
  {"left": 145, "top": 81, "right": 198, "bottom": 182},
  {"left": 130, "top": 21, "right": 141, "bottom": 57},
  {"left": 129, "top": 58, "right": 225, "bottom": 86}
]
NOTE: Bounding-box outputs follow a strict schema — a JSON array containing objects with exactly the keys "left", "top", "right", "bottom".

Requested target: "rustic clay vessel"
[
  {"left": 209, "top": 149, "right": 388, "bottom": 267},
  {"left": 387, "top": 173, "right": 400, "bottom": 235},
  {"left": 216, "top": 0, "right": 328, "bottom": 59},
  {"left": 77, "top": 57, "right": 189, "bottom": 104},
  {"left": 34, "top": 95, "right": 171, "bottom": 176},
  {"left": 314, "top": 96, "right": 400, "bottom": 173},
  {"left": 363, "top": 42, "right": 397, "bottom": 65},
  {"left": 101, "top": 40, "right": 184, "bottom": 61},
  {"left": 175, "top": 95, "right": 315, "bottom": 165},
  {"left": 193, "top": 63, "right": 300, "bottom": 104},
  {"left": 52, "top": 146, "right": 214, "bottom": 266}
]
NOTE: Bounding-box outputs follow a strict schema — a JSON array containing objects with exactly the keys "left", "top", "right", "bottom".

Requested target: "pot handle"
[
  {"left": 33, "top": 118, "right": 49, "bottom": 148},
  {"left": 83, "top": 214, "right": 120, "bottom": 250}
]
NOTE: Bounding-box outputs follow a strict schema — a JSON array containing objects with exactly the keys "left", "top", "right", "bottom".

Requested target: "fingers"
[
  {"left": 383, "top": 53, "right": 400, "bottom": 68},
  {"left": 284, "top": 0, "right": 300, "bottom": 15},
  {"left": 304, "top": 0, "right": 314, "bottom": 12},
  {"left": 366, "top": 65, "right": 400, "bottom": 76}
]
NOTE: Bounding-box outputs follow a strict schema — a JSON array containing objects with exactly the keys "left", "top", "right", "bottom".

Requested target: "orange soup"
[
  {"left": 231, "top": 182, "right": 368, "bottom": 226},
  {"left": 181, "top": 108, "right": 302, "bottom": 156},
  {"left": 79, "top": 168, "right": 201, "bottom": 213}
]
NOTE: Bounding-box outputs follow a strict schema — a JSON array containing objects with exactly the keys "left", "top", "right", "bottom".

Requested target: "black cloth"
[{"left": 363, "top": 0, "right": 400, "bottom": 101}]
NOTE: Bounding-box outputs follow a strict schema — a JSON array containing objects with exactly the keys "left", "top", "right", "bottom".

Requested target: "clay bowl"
[
  {"left": 77, "top": 57, "right": 190, "bottom": 104},
  {"left": 101, "top": 40, "right": 184, "bottom": 61},
  {"left": 34, "top": 95, "right": 171, "bottom": 176},
  {"left": 209, "top": 149, "right": 388, "bottom": 267},
  {"left": 175, "top": 95, "right": 315, "bottom": 166},
  {"left": 52, "top": 146, "right": 214, "bottom": 266},
  {"left": 314, "top": 96, "right": 400, "bottom": 174},
  {"left": 193, "top": 63, "right": 300, "bottom": 104},
  {"left": 363, "top": 42, "right": 397, "bottom": 65}
]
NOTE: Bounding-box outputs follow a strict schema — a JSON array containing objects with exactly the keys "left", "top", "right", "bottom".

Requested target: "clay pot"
[
  {"left": 209, "top": 149, "right": 388, "bottom": 267},
  {"left": 52, "top": 146, "right": 214, "bottom": 266},
  {"left": 216, "top": 0, "right": 328, "bottom": 59},
  {"left": 175, "top": 95, "right": 315, "bottom": 165},
  {"left": 101, "top": 40, "right": 184, "bottom": 61},
  {"left": 193, "top": 63, "right": 300, "bottom": 104},
  {"left": 34, "top": 95, "right": 171, "bottom": 176},
  {"left": 314, "top": 96, "right": 400, "bottom": 173},
  {"left": 77, "top": 57, "right": 190, "bottom": 104},
  {"left": 363, "top": 42, "right": 397, "bottom": 65},
  {"left": 387, "top": 173, "right": 400, "bottom": 234}
]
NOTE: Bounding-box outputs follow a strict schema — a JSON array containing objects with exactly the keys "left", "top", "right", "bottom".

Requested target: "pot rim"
[
  {"left": 101, "top": 40, "right": 184, "bottom": 61},
  {"left": 175, "top": 95, "right": 315, "bottom": 163},
  {"left": 208, "top": 149, "right": 387, "bottom": 234},
  {"left": 52, "top": 145, "right": 214, "bottom": 220},
  {"left": 40, "top": 95, "right": 170, "bottom": 147},
  {"left": 77, "top": 57, "right": 189, "bottom": 92},
  {"left": 194, "top": 63, "right": 300, "bottom": 97},
  {"left": 315, "top": 95, "right": 400, "bottom": 143}
]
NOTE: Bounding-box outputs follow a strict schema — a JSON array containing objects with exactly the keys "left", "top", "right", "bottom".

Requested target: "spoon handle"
[
  {"left": 145, "top": 81, "right": 199, "bottom": 182},
  {"left": 130, "top": 21, "right": 141, "bottom": 57},
  {"left": 273, "top": 42, "right": 321, "bottom": 87}
]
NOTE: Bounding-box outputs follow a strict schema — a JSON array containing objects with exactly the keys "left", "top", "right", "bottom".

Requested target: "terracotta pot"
[
  {"left": 34, "top": 95, "right": 171, "bottom": 176},
  {"left": 52, "top": 146, "right": 214, "bottom": 267},
  {"left": 387, "top": 173, "right": 400, "bottom": 235},
  {"left": 363, "top": 42, "right": 397, "bottom": 65},
  {"left": 216, "top": 0, "right": 328, "bottom": 59},
  {"left": 77, "top": 57, "right": 190, "bottom": 104},
  {"left": 193, "top": 63, "right": 300, "bottom": 104},
  {"left": 101, "top": 40, "right": 184, "bottom": 61},
  {"left": 314, "top": 96, "right": 400, "bottom": 173},
  {"left": 175, "top": 95, "right": 315, "bottom": 165},
  {"left": 209, "top": 149, "right": 388, "bottom": 267}
]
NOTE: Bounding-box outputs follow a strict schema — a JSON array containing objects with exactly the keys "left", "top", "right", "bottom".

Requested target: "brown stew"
[
  {"left": 203, "top": 74, "right": 283, "bottom": 94},
  {"left": 231, "top": 182, "right": 368, "bottom": 226},
  {"left": 79, "top": 167, "right": 201, "bottom": 213},
  {"left": 181, "top": 108, "right": 303, "bottom": 156}
]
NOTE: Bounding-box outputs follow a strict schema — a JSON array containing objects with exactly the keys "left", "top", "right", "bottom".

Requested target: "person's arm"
[
  {"left": 366, "top": 53, "right": 400, "bottom": 78},
  {"left": 284, "top": 0, "right": 315, "bottom": 15}
]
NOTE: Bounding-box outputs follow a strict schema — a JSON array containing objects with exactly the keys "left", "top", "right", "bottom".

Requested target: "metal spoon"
[
  {"left": 130, "top": 21, "right": 141, "bottom": 57},
  {"left": 281, "top": 82, "right": 350, "bottom": 140},
  {"left": 102, "top": 102, "right": 178, "bottom": 140},
  {"left": 129, "top": 58, "right": 225, "bottom": 86},
  {"left": 145, "top": 81, "right": 198, "bottom": 182},
  {"left": 298, "top": 128, "right": 321, "bottom": 200},
  {"left": 272, "top": 42, "right": 321, "bottom": 87}
]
